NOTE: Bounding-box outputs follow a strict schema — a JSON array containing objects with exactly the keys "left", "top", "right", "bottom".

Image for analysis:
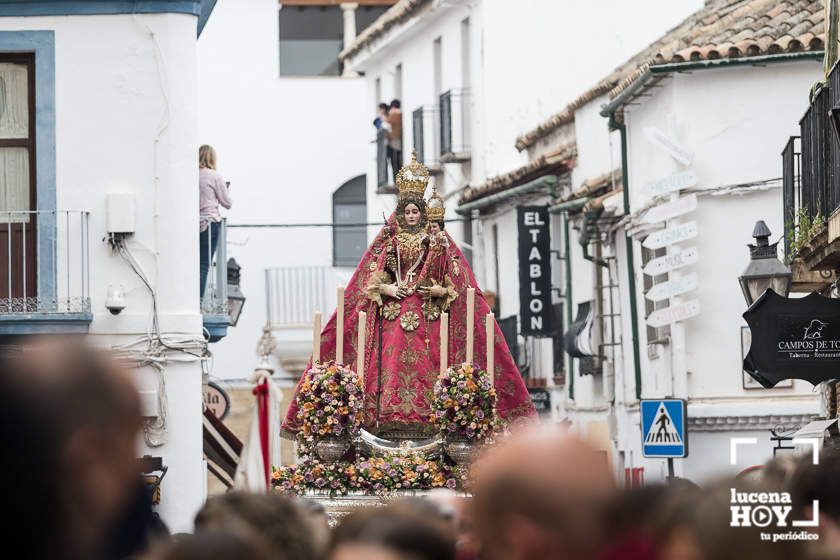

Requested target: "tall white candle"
[
  {"left": 336, "top": 286, "right": 345, "bottom": 363},
  {"left": 312, "top": 311, "right": 322, "bottom": 363},
  {"left": 440, "top": 312, "right": 449, "bottom": 374},
  {"left": 486, "top": 312, "right": 495, "bottom": 387},
  {"left": 466, "top": 287, "right": 475, "bottom": 364},
  {"left": 357, "top": 311, "right": 366, "bottom": 389}
]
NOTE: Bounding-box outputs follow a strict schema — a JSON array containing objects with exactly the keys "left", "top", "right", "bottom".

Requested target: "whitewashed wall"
[
  {"left": 1, "top": 13, "right": 204, "bottom": 531},
  {"left": 617, "top": 60, "right": 823, "bottom": 482},
  {"left": 197, "top": 0, "right": 369, "bottom": 379}
]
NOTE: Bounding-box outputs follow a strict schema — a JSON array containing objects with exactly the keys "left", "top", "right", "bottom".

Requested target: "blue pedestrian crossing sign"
[{"left": 641, "top": 399, "right": 687, "bottom": 458}]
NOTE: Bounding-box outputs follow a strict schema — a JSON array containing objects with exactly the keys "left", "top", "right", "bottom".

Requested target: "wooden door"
[{"left": 0, "top": 54, "right": 37, "bottom": 307}]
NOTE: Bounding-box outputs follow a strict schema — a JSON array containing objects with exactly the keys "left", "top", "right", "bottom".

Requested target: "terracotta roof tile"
[
  {"left": 459, "top": 142, "right": 576, "bottom": 205},
  {"left": 516, "top": 0, "right": 824, "bottom": 152},
  {"left": 340, "top": 0, "right": 433, "bottom": 63}
]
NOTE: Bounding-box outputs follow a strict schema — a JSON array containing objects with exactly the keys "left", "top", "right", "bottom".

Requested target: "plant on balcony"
[
  {"left": 431, "top": 362, "right": 500, "bottom": 442},
  {"left": 295, "top": 360, "right": 363, "bottom": 443},
  {"left": 787, "top": 209, "right": 825, "bottom": 257}
]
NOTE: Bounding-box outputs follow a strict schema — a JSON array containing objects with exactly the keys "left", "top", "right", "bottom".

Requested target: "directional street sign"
[
  {"left": 645, "top": 273, "right": 699, "bottom": 302},
  {"left": 646, "top": 299, "right": 701, "bottom": 328},
  {"left": 641, "top": 170, "right": 698, "bottom": 199},
  {"left": 642, "top": 247, "right": 699, "bottom": 276},
  {"left": 643, "top": 221, "right": 698, "bottom": 250},
  {"left": 642, "top": 194, "right": 698, "bottom": 224},
  {"left": 641, "top": 399, "right": 688, "bottom": 458},
  {"left": 643, "top": 127, "right": 694, "bottom": 165}
]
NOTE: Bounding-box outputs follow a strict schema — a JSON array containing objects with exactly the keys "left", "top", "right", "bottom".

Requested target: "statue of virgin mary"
[{"left": 282, "top": 153, "right": 536, "bottom": 437}]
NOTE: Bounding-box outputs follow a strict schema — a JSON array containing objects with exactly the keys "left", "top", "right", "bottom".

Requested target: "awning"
[
  {"left": 203, "top": 408, "right": 243, "bottom": 488},
  {"left": 791, "top": 419, "right": 839, "bottom": 451}
]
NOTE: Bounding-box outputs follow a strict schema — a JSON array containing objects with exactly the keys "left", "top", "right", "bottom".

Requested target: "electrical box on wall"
[{"left": 107, "top": 193, "right": 136, "bottom": 234}]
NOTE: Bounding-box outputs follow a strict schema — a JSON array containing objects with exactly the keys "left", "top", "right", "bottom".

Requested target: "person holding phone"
[{"left": 199, "top": 144, "right": 232, "bottom": 300}]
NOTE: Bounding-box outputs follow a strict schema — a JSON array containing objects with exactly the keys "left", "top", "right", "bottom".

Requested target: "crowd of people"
[{"left": 5, "top": 337, "right": 840, "bottom": 560}]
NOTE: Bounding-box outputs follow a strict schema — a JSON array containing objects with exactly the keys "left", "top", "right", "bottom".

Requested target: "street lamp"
[
  {"left": 227, "top": 257, "right": 246, "bottom": 327},
  {"left": 738, "top": 220, "right": 792, "bottom": 306}
]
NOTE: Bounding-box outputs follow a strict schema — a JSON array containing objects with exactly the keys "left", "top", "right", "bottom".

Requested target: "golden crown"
[
  {"left": 396, "top": 151, "right": 430, "bottom": 200},
  {"left": 426, "top": 185, "right": 445, "bottom": 221}
]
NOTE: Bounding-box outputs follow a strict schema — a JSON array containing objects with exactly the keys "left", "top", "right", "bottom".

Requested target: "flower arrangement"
[
  {"left": 295, "top": 360, "right": 364, "bottom": 440},
  {"left": 432, "top": 362, "right": 500, "bottom": 441},
  {"left": 271, "top": 452, "right": 462, "bottom": 497}
]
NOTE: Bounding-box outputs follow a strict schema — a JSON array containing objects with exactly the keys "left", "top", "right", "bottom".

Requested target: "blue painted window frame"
[{"left": 0, "top": 31, "right": 56, "bottom": 304}]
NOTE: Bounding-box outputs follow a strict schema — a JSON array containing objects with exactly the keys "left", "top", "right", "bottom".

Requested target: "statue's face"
[
  {"left": 429, "top": 222, "right": 441, "bottom": 234},
  {"left": 404, "top": 203, "right": 421, "bottom": 226}
]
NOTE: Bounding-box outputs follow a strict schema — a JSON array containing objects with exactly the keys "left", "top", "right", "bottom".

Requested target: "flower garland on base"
[
  {"left": 295, "top": 360, "right": 363, "bottom": 449},
  {"left": 432, "top": 363, "right": 500, "bottom": 441},
  {"left": 272, "top": 452, "right": 464, "bottom": 497}
]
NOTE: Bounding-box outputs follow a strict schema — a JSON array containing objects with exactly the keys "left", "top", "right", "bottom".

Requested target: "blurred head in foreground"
[
  {"left": 471, "top": 424, "right": 615, "bottom": 560},
  {"left": 147, "top": 530, "right": 278, "bottom": 560},
  {"left": 195, "top": 491, "right": 318, "bottom": 560},
  {"left": 329, "top": 502, "right": 456, "bottom": 560},
  {"left": 0, "top": 337, "right": 142, "bottom": 559}
]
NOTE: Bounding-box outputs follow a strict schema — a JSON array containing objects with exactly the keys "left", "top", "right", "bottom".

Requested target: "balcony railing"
[
  {"left": 440, "top": 88, "right": 471, "bottom": 162},
  {"left": 0, "top": 210, "right": 90, "bottom": 315},
  {"left": 201, "top": 217, "right": 228, "bottom": 317},
  {"left": 412, "top": 105, "right": 440, "bottom": 170},
  {"left": 265, "top": 266, "right": 332, "bottom": 327},
  {"left": 376, "top": 128, "right": 391, "bottom": 190},
  {"left": 782, "top": 136, "right": 801, "bottom": 257}
]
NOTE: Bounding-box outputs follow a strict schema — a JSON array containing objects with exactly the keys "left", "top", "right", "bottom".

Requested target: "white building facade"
[{"left": 0, "top": 1, "right": 218, "bottom": 531}]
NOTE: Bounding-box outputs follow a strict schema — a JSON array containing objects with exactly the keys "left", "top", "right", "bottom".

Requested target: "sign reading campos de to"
[
  {"left": 642, "top": 221, "right": 698, "bottom": 250},
  {"left": 643, "top": 247, "right": 699, "bottom": 276},
  {"left": 743, "top": 291, "right": 840, "bottom": 388},
  {"left": 641, "top": 399, "right": 688, "bottom": 458},
  {"left": 645, "top": 273, "right": 698, "bottom": 303},
  {"left": 642, "top": 194, "right": 698, "bottom": 224},
  {"left": 517, "top": 206, "right": 553, "bottom": 336},
  {"left": 641, "top": 170, "right": 698, "bottom": 199},
  {"left": 643, "top": 127, "right": 694, "bottom": 166},
  {"left": 646, "top": 299, "right": 701, "bottom": 329}
]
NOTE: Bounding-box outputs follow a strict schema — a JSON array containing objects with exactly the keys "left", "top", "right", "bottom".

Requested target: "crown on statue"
[
  {"left": 396, "top": 150, "right": 430, "bottom": 200},
  {"left": 426, "top": 186, "right": 445, "bottom": 221}
]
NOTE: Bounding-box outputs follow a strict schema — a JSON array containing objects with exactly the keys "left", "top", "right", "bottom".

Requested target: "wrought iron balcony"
[
  {"left": 375, "top": 128, "right": 395, "bottom": 192},
  {"left": 439, "top": 88, "right": 471, "bottom": 162},
  {"left": 412, "top": 105, "right": 441, "bottom": 170},
  {"left": 0, "top": 210, "right": 92, "bottom": 333},
  {"left": 265, "top": 266, "right": 332, "bottom": 328},
  {"left": 202, "top": 217, "right": 229, "bottom": 342}
]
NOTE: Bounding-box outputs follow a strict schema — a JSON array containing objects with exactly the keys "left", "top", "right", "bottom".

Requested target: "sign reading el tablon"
[
  {"left": 643, "top": 247, "right": 699, "bottom": 276},
  {"left": 646, "top": 299, "right": 701, "bottom": 328},
  {"left": 641, "top": 170, "right": 698, "bottom": 199},
  {"left": 643, "top": 221, "right": 698, "bottom": 250},
  {"left": 645, "top": 273, "right": 699, "bottom": 302},
  {"left": 744, "top": 291, "right": 840, "bottom": 388},
  {"left": 517, "top": 206, "right": 553, "bottom": 336},
  {"left": 642, "top": 194, "right": 698, "bottom": 224}
]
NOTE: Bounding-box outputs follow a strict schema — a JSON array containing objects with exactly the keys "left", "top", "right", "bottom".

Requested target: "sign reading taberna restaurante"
[
  {"left": 743, "top": 290, "right": 840, "bottom": 388},
  {"left": 518, "top": 206, "right": 553, "bottom": 336}
]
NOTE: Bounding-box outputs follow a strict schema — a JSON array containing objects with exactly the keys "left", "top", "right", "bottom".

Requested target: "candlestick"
[
  {"left": 440, "top": 312, "right": 449, "bottom": 374},
  {"left": 312, "top": 311, "right": 321, "bottom": 363},
  {"left": 336, "top": 286, "right": 345, "bottom": 363},
  {"left": 466, "top": 287, "right": 475, "bottom": 364},
  {"left": 357, "top": 311, "right": 366, "bottom": 389},
  {"left": 486, "top": 312, "right": 494, "bottom": 387}
]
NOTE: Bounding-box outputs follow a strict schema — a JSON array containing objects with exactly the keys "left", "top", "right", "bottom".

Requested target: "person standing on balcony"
[
  {"left": 199, "top": 144, "right": 233, "bottom": 300},
  {"left": 373, "top": 102, "right": 389, "bottom": 130},
  {"left": 386, "top": 99, "right": 403, "bottom": 181}
]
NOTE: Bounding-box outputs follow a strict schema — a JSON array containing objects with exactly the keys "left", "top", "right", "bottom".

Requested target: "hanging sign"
[
  {"left": 518, "top": 206, "right": 553, "bottom": 336},
  {"left": 643, "top": 221, "right": 698, "bottom": 250},
  {"left": 641, "top": 399, "right": 688, "bottom": 458},
  {"left": 528, "top": 388, "right": 552, "bottom": 417},
  {"left": 203, "top": 381, "right": 230, "bottom": 420},
  {"left": 643, "top": 247, "right": 699, "bottom": 276},
  {"left": 643, "top": 127, "right": 694, "bottom": 165},
  {"left": 564, "top": 300, "right": 595, "bottom": 358},
  {"left": 646, "top": 299, "right": 700, "bottom": 328},
  {"left": 642, "top": 194, "right": 698, "bottom": 224},
  {"left": 743, "top": 291, "right": 840, "bottom": 388},
  {"left": 645, "top": 273, "right": 698, "bottom": 302},
  {"left": 641, "top": 170, "right": 698, "bottom": 199}
]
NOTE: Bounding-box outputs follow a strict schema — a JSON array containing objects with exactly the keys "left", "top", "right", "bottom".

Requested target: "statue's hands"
[
  {"left": 380, "top": 283, "right": 403, "bottom": 299},
  {"left": 418, "top": 285, "right": 447, "bottom": 298}
]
